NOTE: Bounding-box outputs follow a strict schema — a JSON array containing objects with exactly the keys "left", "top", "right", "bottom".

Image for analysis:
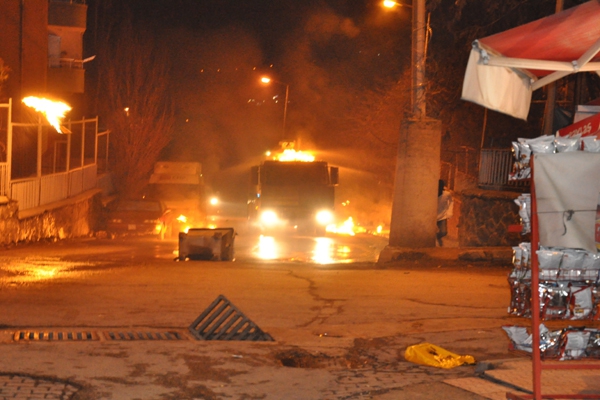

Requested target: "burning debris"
[{"left": 22, "top": 96, "right": 72, "bottom": 133}]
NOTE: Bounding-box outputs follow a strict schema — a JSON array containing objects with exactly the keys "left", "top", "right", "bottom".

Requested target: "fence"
[
  {"left": 0, "top": 98, "right": 110, "bottom": 211},
  {"left": 478, "top": 148, "right": 529, "bottom": 191}
]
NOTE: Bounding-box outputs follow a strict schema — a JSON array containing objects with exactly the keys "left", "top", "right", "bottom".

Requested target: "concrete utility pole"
[{"left": 385, "top": 0, "right": 442, "bottom": 251}]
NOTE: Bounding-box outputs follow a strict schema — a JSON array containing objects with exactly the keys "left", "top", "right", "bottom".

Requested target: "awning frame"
[{"left": 473, "top": 38, "right": 600, "bottom": 91}]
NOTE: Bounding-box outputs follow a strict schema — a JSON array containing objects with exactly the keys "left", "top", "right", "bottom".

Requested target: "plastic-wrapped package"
[
  {"left": 512, "top": 246, "right": 522, "bottom": 269},
  {"left": 568, "top": 286, "right": 594, "bottom": 320},
  {"left": 582, "top": 136, "right": 600, "bottom": 153},
  {"left": 525, "top": 135, "right": 555, "bottom": 154},
  {"left": 540, "top": 282, "right": 569, "bottom": 319},
  {"left": 503, "top": 325, "right": 600, "bottom": 360},
  {"left": 586, "top": 330, "right": 600, "bottom": 358},
  {"left": 507, "top": 268, "right": 532, "bottom": 316},
  {"left": 514, "top": 194, "right": 531, "bottom": 234},
  {"left": 582, "top": 251, "right": 600, "bottom": 269},
  {"left": 537, "top": 249, "right": 563, "bottom": 270},
  {"left": 560, "top": 249, "right": 586, "bottom": 270},
  {"left": 521, "top": 242, "right": 531, "bottom": 269},
  {"left": 555, "top": 136, "right": 581, "bottom": 152},
  {"left": 561, "top": 329, "right": 592, "bottom": 360},
  {"left": 510, "top": 141, "right": 532, "bottom": 180},
  {"left": 503, "top": 324, "right": 562, "bottom": 357}
]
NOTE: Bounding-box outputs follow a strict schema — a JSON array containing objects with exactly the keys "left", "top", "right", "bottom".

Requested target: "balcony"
[
  {"left": 47, "top": 64, "right": 85, "bottom": 93},
  {"left": 48, "top": 1, "right": 87, "bottom": 29}
]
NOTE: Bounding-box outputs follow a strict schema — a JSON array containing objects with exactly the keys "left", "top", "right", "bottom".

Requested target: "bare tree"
[{"left": 98, "top": 22, "right": 175, "bottom": 199}]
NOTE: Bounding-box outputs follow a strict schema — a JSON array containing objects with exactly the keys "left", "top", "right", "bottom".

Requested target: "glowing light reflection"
[
  {"left": 2, "top": 258, "right": 100, "bottom": 283},
  {"left": 256, "top": 235, "right": 278, "bottom": 260},
  {"left": 312, "top": 237, "right": 335, "bottom": 264}
]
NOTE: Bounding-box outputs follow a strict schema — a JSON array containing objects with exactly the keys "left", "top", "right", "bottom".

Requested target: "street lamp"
[
  {"left": 260, "top": 76, "right": 289, "bottom": 140},
  {"left": 382, "top": 0, "right": 412, "bottom": 9}
]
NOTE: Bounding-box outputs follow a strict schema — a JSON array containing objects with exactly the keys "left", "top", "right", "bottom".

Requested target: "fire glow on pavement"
[{"left": 0, "top": 257, "right": 100, "bottom": 284}]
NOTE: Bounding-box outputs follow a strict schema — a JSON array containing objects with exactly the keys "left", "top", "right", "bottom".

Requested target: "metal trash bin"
[{"left": 178, "top": 228, "right": 235, "bottom": 261}]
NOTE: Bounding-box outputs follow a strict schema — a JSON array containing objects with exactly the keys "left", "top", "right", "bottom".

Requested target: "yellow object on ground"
[{"left": 404, "top": 343, "right": 476, "bottom": 369}]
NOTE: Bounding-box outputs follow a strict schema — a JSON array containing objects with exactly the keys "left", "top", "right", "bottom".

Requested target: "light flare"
[{"left": 22, "top": 96, "right": 71, "bottom": 133}]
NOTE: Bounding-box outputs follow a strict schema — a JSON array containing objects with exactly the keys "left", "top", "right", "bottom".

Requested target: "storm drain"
[
  {"left": 13, "top": 331, "right": 99, "bottom": 341},
  {"left": 103, "top": 331, "right": 188, "bottom": 341},
  {"left": 189, "top": 294, "right": 274, "bottom": 341}
]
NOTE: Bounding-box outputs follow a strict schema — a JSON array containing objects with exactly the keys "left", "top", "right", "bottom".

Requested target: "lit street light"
[
  {"left": 382, "top": 0, "right": 412, "bottom": 9},
  {"left": 260, "top": 76, "right": 289, "bottom": 140}
]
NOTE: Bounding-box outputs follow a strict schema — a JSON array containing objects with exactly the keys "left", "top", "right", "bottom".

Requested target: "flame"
[
  {"left": 176, "top": 214, "right": 187, "bottom": 223},
  {"left": 22, "top": 96, "right": 71, "bottom": 133},
  {"left": 276, "top": 149, "right": 315, "bottom": 162},
  {"left": 326, "top": 217, "right": 356, "bottom": 236}
]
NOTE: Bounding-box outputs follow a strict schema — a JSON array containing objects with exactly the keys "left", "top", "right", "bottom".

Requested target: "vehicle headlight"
[
  {"left": 316, "top": 210, "right": 333, "bottom": 225},
  {"left": 260, "top": 210, "right": 279, "bottom": 226}
]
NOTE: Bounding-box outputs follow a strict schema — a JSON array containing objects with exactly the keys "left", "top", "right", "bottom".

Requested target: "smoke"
[
  {"left": 304, "top": 10, "right": 360, "bottom": 41},
  {"left": 156, "top": 2, "right": 410, "bottom": 217}
]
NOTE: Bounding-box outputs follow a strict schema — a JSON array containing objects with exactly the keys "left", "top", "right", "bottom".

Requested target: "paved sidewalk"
[
  {"left": 446, "top": 358, "right": 600, "bottom": 400},
  {"left": 0, "top": 373, "right": 80, "bottom": 399},
  {"left": 3, "top": 351, "right": 600, "bottom": 400}
]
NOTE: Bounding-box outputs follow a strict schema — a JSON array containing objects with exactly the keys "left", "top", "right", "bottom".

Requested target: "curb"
[{"left": 378, "top": 245, "right": 513, "bottom": 264}]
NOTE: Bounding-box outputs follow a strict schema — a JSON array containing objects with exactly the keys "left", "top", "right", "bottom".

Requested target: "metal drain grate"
[
  {"left": 13, "top": 331, "right": 99, "bottom": 341},
  {"left": 103, "top": 331, "right": 188, "bottom": 341},
  {"left": 189, "top": 295, "right": 274, "bottom": 341}
]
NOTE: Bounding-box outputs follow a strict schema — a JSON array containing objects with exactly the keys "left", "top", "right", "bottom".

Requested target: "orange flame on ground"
[
  {"left": 22, "top": 96, "right": 71, "bottom": 133},
  {"left": 326, "top": 217, "right": 356, "bottom": 236}
]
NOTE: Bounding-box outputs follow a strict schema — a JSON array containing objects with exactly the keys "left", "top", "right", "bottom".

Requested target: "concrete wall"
[
  {"left": 458, "top": 189, "right": 525, "bottom": 247},
  {"left": 0, "top": 190, "right": 102, "bottom": 246}
]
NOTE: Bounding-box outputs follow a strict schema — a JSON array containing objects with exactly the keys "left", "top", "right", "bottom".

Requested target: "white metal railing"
[
  {"left": 10, "top": 165, "right": 101, "bottom": 211},
  {"left": 68, "top": 168, "right": 83, "bottom": 197},
  {"left": 11, "top": 179, "right": 40, "bottom": 210},
  {"left": 40, "top": 172, "right": 69, "bottom": 204},
  {"left": 82, "top": 164, "right": 97, "bottom": 191},
  {"left": 0, "top": 163, "right": 7, "bottom": 196},
  {"left": 0, "top": 99, "right": 112, "bottom": 211}
]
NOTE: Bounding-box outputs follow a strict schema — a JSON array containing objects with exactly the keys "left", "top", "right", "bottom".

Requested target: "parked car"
[{"left": 106, "top": 199, "right": 171, "bottom": 237}]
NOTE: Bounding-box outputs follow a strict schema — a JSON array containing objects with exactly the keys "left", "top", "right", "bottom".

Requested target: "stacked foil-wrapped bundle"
[
  {"left": 504, "top": 324, "right": 600, "bottom": 361},
  {"left": 508, "top": 243, "right": 600, "bottom": 320}
]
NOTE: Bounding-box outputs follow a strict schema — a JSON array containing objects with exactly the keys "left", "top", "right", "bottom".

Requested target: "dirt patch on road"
[{"left": 273, "top": 337, "right": 402, "bottom": 370}]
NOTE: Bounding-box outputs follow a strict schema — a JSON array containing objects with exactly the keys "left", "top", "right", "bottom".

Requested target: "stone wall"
[
  {"left": 0, "top": 191, "right": 103, "bottom": 246},
  {"left": 458, "top": 189, "right": 525, "bottom": 247}
]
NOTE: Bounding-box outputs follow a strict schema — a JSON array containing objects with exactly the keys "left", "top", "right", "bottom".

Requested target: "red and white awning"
[{"left": 462, "top": 0, "right": 600, "bottom": 120}]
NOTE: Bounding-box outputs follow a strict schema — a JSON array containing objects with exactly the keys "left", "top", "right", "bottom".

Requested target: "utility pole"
[{"left": 384, "top": 0, "right": 443, "bottom": 253}]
